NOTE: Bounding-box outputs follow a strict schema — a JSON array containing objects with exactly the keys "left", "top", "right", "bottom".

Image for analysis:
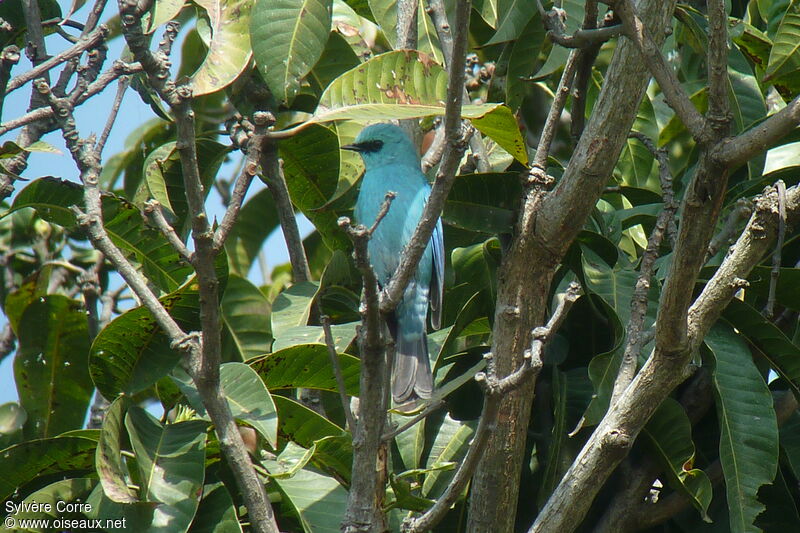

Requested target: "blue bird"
[{"left": 343, "top": 123, "right": 444, "bottom": 404}]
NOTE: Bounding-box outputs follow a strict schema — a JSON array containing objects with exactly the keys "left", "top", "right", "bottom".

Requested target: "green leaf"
[
  {"left": 0, "top": 436, "right": 96, "bottom": 501},
  {"left": 417, "top": 2, "right": 444, "bottom": 63},
  {"left": 278, "top": 125, "right": 350, "bottom": 250},
  {"left": 174, "top": 363, "right": 278, "bottom": 448},
  {"left": 706, "top": 324, "right": 779, "bottom": 533},
  {"left": 4, "top": 176, "right": 84, "bottom": 227},
  {"left": 134, "top": 139, "right": 230, "bottom": 239},
  {"left": 263, "top": 441, "right": 315, "bottom": 478},
  {"left": 191, "top": 0, "right": 253, "bottom": 95},
  {"left": 722, "top": 298, "right": 800, "bottom": 398},
  {"left": 308, "top": 31, "right": 361, "bottom": 95},
  {"left": 189, "top": 483, "right": 243, "bottom": 533},
  {"left": 125, "top": 407, "right": 207, "bottom": 532},
  {"left": 144, "top": 0, "right": 185, "bottom": 33},
  {"left": 312, "top": 434, "right": 353, "bottom": 483},
  {"left": 272, "top": 322, "right": 358, "bottom": 352},
  {"left": 747, "top": 266, "right": 800, "bottom": 312},
  {"left": 250, "top": 344, "right": 360, "bottom": 395},
  {"left": 271, "top": 281, "right": 320, "bottom": 338},
  {"left": 367, "top": 0, "right": 397, "bottom": 46},
  {"left": 14, "top": 295, "right": 93, "bottom": 439},
  {"left": 272, "top": 467, "right": 348, "bottom": 533},
  {"left": 221, "top": 275, "right": 272, "bottom": 361},
  {"left": 251, "top": 0, "right": 333, "bottom": 103},
  {"left": 4, "top": 265, "right": 54, "bottom": 335},
  {"left": 6, "top": 478, "right": 96, "bottom": 527},
  {"left": 765, "top": 10, "right": 800, "bottom": 87},
  {"left": 225, "top": 188, "right": 279, "bottom": 277},
  {"left": 580, "top": 296, "right": 625, "bottom": 426},
  {"left": 444, "top": 173, "right": 522, "bottom": 234},
  {"left": 421, "top": 415, "right": 476, "bottom": 498},
  {"left": 615, "top": 93, "right": 658, "bottom": 189},
  {"left": 90, "top": 275, "right": 207, "bottom": 398},
  {"left": 506, "top": 12, "right": 546, "bottom": 110},
  {"left": 274, "top": 395, "right": 344, "bottom": 446},
  {"left": 96, "top": 397, "right": 137, "bottom": 503},
  {"left": 641, "top": 398, "right": 712, "bottom": 520},
  {"left": 486, "top": 0, "right": 538, "bottom": 44},
  {"left": 473, "top": 0, "right": 498, "bottom": 27},
  {"left": 0, "top": 402, "right": 26, "bottom": 434}
]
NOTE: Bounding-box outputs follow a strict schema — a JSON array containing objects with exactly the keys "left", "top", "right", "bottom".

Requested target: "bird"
[{"left": 343, "top": 123, "right": 444, "bottom": 405}]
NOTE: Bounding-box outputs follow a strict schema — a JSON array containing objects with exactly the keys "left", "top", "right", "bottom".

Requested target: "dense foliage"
[{"left": 1, "top": 0, "right": 800, "bottom": 532}]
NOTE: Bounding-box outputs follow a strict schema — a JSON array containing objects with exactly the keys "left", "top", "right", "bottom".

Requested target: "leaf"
[
  {"left": 277, "top": 125, "right": 350, "bottom": 250},
  {"left": 722, "top": 298, "right": 800, "bottom": 398},
  {"left": 367, "top": 0, "right": 397, "bottom": 46},
  {"left": 189, "top": 483, "right": 243, "bottom": 533},
  {"left": 191, "top": 0, "right": 253, "bottom": 95},
  {"left": 641, "top": 398, "right": 712, "bottom": 520},
  {"left": 125, "top": 407, "right": 207, "bottom": 532},
  {"left": 486, "top": 0, "right": 538, "bottom": 44},
  {"left": 4, "top": 176, "right": 84, "bottom": 227},
  {"left": 312, "top": 434, "right": 353, "bottom": 483},
  {"left": 271, "top": 281, "right": 320, "bottom": 338},
  {"left": 144, "top": 0, "right": 185, "bottom": 33},
  {"left": 250, "top": 0, "right": 333, "bottom": 103},
  {"left": 14, "top": 295, "right": 93, "bottom": 439},
  {"left": 706, "top": 324, "right": 779, "bottom": 533},
  {"left": 421, "top": 415, "right": 476, "bottom": 498},
  {"left": 0, "top": 402, "right": 26, "bottom": 434},
  {"left": 263, "top": 441, "right": 316, "bottom": 478},
  {"left": 7, "top": 478, "right": 96, "bottom": 525},
  {"left": 417, "top": 1, "right": 443, "bottom": 63},
  {"left": 271, "top": 322, "right": 358, "bottom": 352},
  {"left": 90, "top": 275, "right": 209, "bottom": 398},
  {"left": 747, "top": 265, "right": 800, "bottom": 311},
  {"left": 274, "top": 395, "right": 344, "bottom": 446},
  {"left": 452, "top": 238, "right": 501, "bottom": 319},
  {"left": 0, "top": 436, "right": 96, "bottom": 502},
  {"left": 765, "top": 10, "right": 800, "bottom": 86},
  {"left": 308, "top": 30, "right": 361, "bottom": 95},
  {"left": 443, "top": 173, "right": 522, "bottom": 234},
  {"left": 96, "top": 397, "right": 137, "bottom": 503},
  {"left": 174, "top": 362, "right": 278, "bottom": 448},
  {"left": 134, "top": 139, "right": 230, "bottom": 239},
  {"left": 615, "top": 93, "right": 659, "bottom": 189},
  {"left": 272, "top": 467, "right": 348, "bottom": 533},
  {"left": 506, "top": 12, "right": 546, "bottom": 110},
  {"left": 225, "top": 188, "right": 280, "bottom": 277},
  {"left": 313, "top": 50, "right": 524, "bottom": 161},
  {"left": 221, "top": 274, "right": 272, "bottom": 361},
  {"left": 250, "top": 344, "right": 360, "bottom": 395}
]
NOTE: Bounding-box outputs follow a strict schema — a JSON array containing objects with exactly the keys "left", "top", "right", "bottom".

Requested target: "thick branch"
[{"left": 706, "top": 0, "right": 729, "bottom": 127}]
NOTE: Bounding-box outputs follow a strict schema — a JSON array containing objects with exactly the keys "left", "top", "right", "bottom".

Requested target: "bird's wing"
[{"left": 430, "top": 217, "right": 445, "bottom": 330}]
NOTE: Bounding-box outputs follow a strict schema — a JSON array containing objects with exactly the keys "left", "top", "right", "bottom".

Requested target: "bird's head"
[{"left": 341, "top": 123, "right": 420, "bottom": 169}]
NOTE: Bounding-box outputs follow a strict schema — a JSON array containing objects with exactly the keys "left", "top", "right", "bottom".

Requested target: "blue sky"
[{"left": 0, "top": 1, "right": 311, "bottom": 407}]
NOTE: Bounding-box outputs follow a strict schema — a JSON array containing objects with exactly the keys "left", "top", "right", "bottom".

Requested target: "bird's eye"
[{"left": 361, "top": 140, "right": 384, "bottom": 152}]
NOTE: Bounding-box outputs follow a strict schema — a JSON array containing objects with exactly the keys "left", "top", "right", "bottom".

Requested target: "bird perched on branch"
[{"left": 343, "top": 123, "right": 444, "bottom": 405}]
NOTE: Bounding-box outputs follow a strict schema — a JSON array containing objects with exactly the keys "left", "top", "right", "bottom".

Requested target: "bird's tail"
[
  {"left": 387, "top": 282, "right": 433, "bottom": 405},
  {"left": 392, "top": 330, "right": 433, "bottom": 404}
]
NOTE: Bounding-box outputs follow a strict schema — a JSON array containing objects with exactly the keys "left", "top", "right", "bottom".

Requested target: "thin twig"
[
  {"left": 531, "top": 48, "right": 581, "bottom": 173},
  {"left": 5, "top": 25, "right": 108, "bottom": 94},
  {"left": 143, "top": 200, "right": 193, "bottom": 262},
  {"left": 382, "top": 398, "right": 444, "bottom": 442},
  {"left": 213, "top": 113, "right": 272, "bottom": 252},
  {"left": 322, "top": 316, "right": 357, "bottom": 433},
  {"left": 380, "top": 0, "right": 472, "bottom": 316},
  {"left": 96, "top": 75, "right": 130, "bottom": 156},
  {"left": 0, "top": 60, "right": 142, "bottom": 137},
  {"left": 765, "top": 180, "right": 786, "bottom": 318},
  {"left": 705, "top": 198, "right": 753, "bottom": 261},
  {"left": 368, "top": 192, "right": 396, "bottom": 236},
  {"left": 405, "top": 283, "right": 580, "bottom": 532},
  {"left": 611, "top": 134, "right": 675, "bottom": 403}
]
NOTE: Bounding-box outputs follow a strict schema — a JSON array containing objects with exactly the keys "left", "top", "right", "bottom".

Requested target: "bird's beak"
[{"left": 340, "top": 143, "right": 362, "bottom": 152}]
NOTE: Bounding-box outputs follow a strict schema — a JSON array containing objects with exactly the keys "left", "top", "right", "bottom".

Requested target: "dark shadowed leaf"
[{"left": 250, "top": 344, "right": 360, "bottom": 395}]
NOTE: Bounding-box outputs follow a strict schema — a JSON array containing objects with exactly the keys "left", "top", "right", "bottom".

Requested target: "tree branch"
[
  {"left": 116, "top": 2, "right": 279, "bottom": 531},
  {"left": 614, "top": 0, "right": 706, "bottom": 143},
  {"left": 406, "top": 283, "right": 580, "bottom": 533},
  {"left": 380, "top": 0, "right": 471, "bottom": 315},
  {"left": 260, "top": 139, "right": 312, "bottom": 283},
  {"left": 213, "top": 113, "right": 271, "bottom": 253},
  {"left": 143, "top": 200, "right": 193, "bottom": 262},
  {"left": 5, "top": 25, "right": 108, "bottom": 94}
]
